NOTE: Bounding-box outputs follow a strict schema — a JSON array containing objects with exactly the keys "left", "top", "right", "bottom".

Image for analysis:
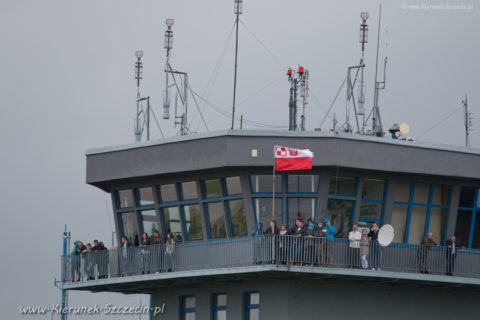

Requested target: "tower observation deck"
[{"left": 61, "top": 130, "right": 480, "bottom": 319}]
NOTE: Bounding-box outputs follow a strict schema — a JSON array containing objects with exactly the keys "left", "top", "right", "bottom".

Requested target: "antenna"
[
  {"left": 287, "top": 66, "right": 307, "bottom": 130},
  {"left": 164, "top": 19, "right": 189, "bottom": 135},
  {"left": 163, "top": 19, "right": 174, "bottom": 120},
  {"left": 231, "top": 0, "right": 243, "bottom": 130},
  {"left": 463, "top": 94, "right": 473, "bottom": 148},
  {"left": 371, "top": 4, "right": 386, "bottom": 137},
  {"left": 357, "top": 12, "right": 369, "bottom": 118},
  {"left": 134, "top": 50, "right": 144, "bottom": 142},
  {"left": 300, "top": 68, "right": 309, "bottom": 131}
]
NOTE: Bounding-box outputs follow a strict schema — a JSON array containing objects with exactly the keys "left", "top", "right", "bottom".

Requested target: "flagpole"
[{"left": 272, "top": 146, "right": 276, "bottom": 220}]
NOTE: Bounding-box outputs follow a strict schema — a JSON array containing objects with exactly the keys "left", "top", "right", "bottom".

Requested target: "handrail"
[{"left": 61, "top": 235, "right": 479, "bottom": 283}]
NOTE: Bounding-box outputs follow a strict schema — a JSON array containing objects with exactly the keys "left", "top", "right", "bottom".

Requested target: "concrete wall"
[{"left": 151, "top": 277, "right": 479, "bottom": 320}]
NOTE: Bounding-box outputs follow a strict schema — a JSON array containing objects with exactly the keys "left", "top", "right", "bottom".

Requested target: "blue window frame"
[
  {"left": 180, "top": 181, "right": 199, "bottom": 201},
  {"left": 212, "top": 293, "right": 227, "bottom": 320},
  {"left": 205, "top": 202, "right": 228, "bottom": 239},
  {"left": 245, "top": 291, "right": 259, "bottom": 320},
  {"left": 116, "top": 189, "right": 135, "bottom": 209},
  {"left": 359, "top": 179, "right": 388, "bottom": 223},
  {"left": 202, "top": 179, "right": 223, "bottom": 199},
  {"left": 393, "top": 182, "right": 451, "bottom": 244},
  {"left": 287, "top": 197, "right": 317, "bottom": 228},
  {"left": 249, "top": 175, "right": 282, "bottom": 194},
  {"left": 456, "top": 187, "right": 480, "bottom": 248},
  {"left": 328, "top": 176, "right": 358, "bottom": 197},
  {"left": 286, "top": 175, "right": 319, "bottom": 194},
  {"left": 157, "top": 183, "right": 178, "bottom": 204},
  {"left": 137, "top": 187, "right": 155, "bottom": 207},
  {"left": 180, "top": 295, "right": 195, "bottom": 320},
  {"left": 252, "top": 197, "right": 283, "bottom": 227}
]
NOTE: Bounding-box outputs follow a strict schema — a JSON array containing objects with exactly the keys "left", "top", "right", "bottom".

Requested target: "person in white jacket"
[{"left": 348, "top": 224, "right": 362, "bottom": 268}]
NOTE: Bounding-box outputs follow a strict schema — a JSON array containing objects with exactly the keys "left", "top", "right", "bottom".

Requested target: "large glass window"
[
  {"left": 287, "top": 198, "right": 316, "bottom": 227},
  {"left": 455, "top": 187, "right": 480, "bottom": 248},
  {"left": 245, "top": 292, "right": 259, "bottom": 320},
  {"left": 118, "top": 190, "right": 134, "bottom": 208},
  {"left": 163, "top": 207, "right": 182, "bottom": 239},
  {"left": 250, "top": 175, "right": 281, "bottom": 193},
  {"left": 140, "top": 210, "right": 159, "bottom": 239},
  {"left": 207, "top": 202, "right": 227, "bottom": 239},
  {"left": 121, "top": 212, "right": 139, "bottom": 243},
  {"left": 183, "top": 204, "right": 203, "bottom": 241},
  {"left": 391, "top": 204, "right": 408, "bottom": 243},
  {"left": 287, "top": 175, "right": 318, "bottom": 193},
  {"left": 229, "top": 200, "right": 248, "bottom": 237},
  {"left": 253, "top": 198, "right": 282, "bottom": 228},
  {"left": 204, "top": 179, "right": 222, "bottom": 198},
  {"left": 362, "top": 179, "right": 385, "bottom": 201},
  {"left": 181, "top": 181, "right": 198, "bottom": 200},
  {"left": 213, "top": 293, "right": 227, "bottom": 320},
  {"left": 159, "top": 184, "right": 177, "bottom": 203},
  {"left": 393, "top": 182, "right": 450, "bottom": 244},
  {"left": 138, "top": 187, "right": 154, "bottom": 206},
  {"left": 181, "top": 295, "right": 195, "bottom": 320},
  {"left": 226, "top": 176, "right": 242, "bottom": 195},
  {"left": 327, "top": 199, "right": 354, "bottom": 238},
  {"left": 329, "top": 176, "right": 356, "bottom": 196}
]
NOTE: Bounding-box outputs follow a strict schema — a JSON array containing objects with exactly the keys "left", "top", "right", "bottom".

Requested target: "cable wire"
[{"left": 416, "top": 105, "right": 463, "bottom": 140}]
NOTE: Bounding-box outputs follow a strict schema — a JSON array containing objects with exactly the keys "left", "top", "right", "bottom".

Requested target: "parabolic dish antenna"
[
  {"left": 378, "top": 224, "right": 394, "bottom": 247},
  {"left": 400, "top": 123, "right": 410, "bottom": 135}
]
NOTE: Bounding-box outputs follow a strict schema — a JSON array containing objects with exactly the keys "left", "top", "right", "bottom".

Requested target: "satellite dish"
[
  {"left": 400, "top": 123, "right": 410, "bottom": 135},
  {"left": 378, "top": 224, "right": 394, "bottom": 247}
]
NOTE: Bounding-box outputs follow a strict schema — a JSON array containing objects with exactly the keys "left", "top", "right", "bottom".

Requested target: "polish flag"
[{"left": 274, "top": 146, "right": 313, "bottom": 171}]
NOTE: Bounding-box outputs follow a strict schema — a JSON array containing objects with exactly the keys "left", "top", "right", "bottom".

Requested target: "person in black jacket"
[
  {"left": 368, "top": 223, "right": 381, "bottom": 270},
  {"left": 292, "top": 218, "right": 307, "bottom": 265},
  {"left": 445, "top": 235, "right": 458, "bottom": 276},
  {"left": 98, "top": 241, "right": 109, "bottom": 279},
  {"left": 140, "top": 232, "right": 151, "bottom": 274},
  {"left": 121, "top": 236, "right": 133, "bottom": 276},
  {"left": 264, "top": 220, "right": 279, "bottom": 264}
]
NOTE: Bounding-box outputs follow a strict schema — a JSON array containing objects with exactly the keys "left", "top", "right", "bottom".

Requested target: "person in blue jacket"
[
  {"left": 324, "top": 219, "right": 335, "bottom": 267},
  {"left": 251, "top": 223, "right": 263, "bottom": 264}
]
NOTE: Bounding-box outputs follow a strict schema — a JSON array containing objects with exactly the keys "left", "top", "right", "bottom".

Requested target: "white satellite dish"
[
  {"left": 400, "top": 123, "right": 410, "bottom": 135},
  {"left": 378, "top": 224, "right": 394, "bottom": 247}
]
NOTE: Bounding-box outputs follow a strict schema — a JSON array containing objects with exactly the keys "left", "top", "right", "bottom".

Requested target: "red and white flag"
[{"left": 274, "top": 146, "right": 313, "bottom": 171}]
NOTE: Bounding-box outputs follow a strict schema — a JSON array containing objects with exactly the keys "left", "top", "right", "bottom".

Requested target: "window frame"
[
  {"left": 457, "top": 187, "right": 480, "bottom": 248},
  {"left": 244, "top": 291, "right": 260, "bottom": 320},
  {"left": 180, "top": 295, "right": 196, "bottom": 320},
  {"left": 393, "top": 182, "right": 451, "bottom": 244},
  {"left": 212, "top": 292, "right": 227, "bottom": 320}
]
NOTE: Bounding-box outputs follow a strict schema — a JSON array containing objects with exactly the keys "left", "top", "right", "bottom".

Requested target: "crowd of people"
[
  {"left": 70, "top": 240, "right": 109, "bottom": 282},
  {"left": 252, "top": 217, "right": 460, "bottom": 276},
  {"left": 68, "top": 220, "right": 461, "bottom": 282}
]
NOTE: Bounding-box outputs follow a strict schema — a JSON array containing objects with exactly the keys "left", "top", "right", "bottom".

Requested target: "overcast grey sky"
[{"left": 1, "top": 0, "right": 479, "bottom": 319}]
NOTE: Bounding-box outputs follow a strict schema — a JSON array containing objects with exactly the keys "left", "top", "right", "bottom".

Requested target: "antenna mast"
[
  {"left": 357, "top": 12, "right": 369, "bottom": 129},
  {"left": 463, "top": 94, "right": 472, "bottom": 148},
  {"left": 287, "top": 66, "right": 307, "bottom": 130},
  {"left": 231, "top": 0, "right": 243, "bottom": 130},
  {"left": 163, "top": 19, "right": 189, "bottom": 135},
  {"left": 371, "top": 4, "right": 386, "bottom": 137},
  {"left": 134, "top": 50, "right": 144, "bottom": 142}
]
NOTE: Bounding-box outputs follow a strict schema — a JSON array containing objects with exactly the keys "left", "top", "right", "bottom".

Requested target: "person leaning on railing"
[
  {"left": 152, "top": 230, "right": 163, "bottom": 273},
  {"left": 323, "top": 219, "right": 335, "bottom": 267},
  {"left": 121, "top": 236, "right": 132, "bottom": 276},
  {"left": 418, "top": 232, "right": 437, "bottom": 274},
  {"left": 313, "top": 222, "right": 326, "bottom": 267},
  {"left": 291, "top": 218, "right": 307, "bottom": 266},
  {"left": 97, "top": 241, "right": 108, "bottom": 279},
  {"left": 165, "top": 232, "right": 175, "bottom": 272},
  {"left": 139, "top": 232, "right": 151, "bottom": 275},
  {"left": 348, "top": 224, "right": 362, "bottom": 268},
  {"left": 445, "top": 235, "right": 458, "bottom": 276},
  {"left": 368, "top": 223, "right": 381, "bottom": 270},
  {"left": 264, "top": 220, "right": 279, "bottom": 264},
  {"left": 278, "top": 224, "right": 290, "bottom": 265},
  {"left": 305, "top": 223, "right": 316, "bottom": 266}
]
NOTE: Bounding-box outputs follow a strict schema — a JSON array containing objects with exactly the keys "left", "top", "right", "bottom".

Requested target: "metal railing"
[{"left": 61, "top": 235, "right": 480, "bottom": 283}]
